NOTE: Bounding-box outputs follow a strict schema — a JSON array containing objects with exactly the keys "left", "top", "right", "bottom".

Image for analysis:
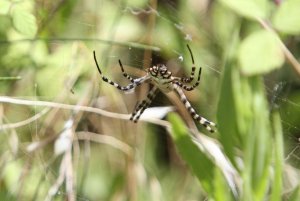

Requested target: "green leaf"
[
  {"left": 168, "top": 113, "right": 215, "bottom": 195},
  {"left": 217, "top": 0, "right": 268, "bottom": 20},
  {"left": 12, "top": 8, "right": 37, "bottom": 37},
  {"left": 238, "top": 30, "right": 284, "bottom": 75},
  {"left": 214, "top": 169, "right": 232, "bottom": 201},
  {"left": 212, "top": 2, "right": 239, "bottom": 46},
  {"left": 0, "top": 0, "right": 11, "bottom": 15},
  {"left": 3, "top": 159, "right": 22, "bottom": 192},
  {"left": 216, "top": 64, "right": 240, "bottom": 164},
  {"left": 289, "top": 186, "right": 300, "bottom": 201},
  {"left": 217, "top": 63, "right": 272, "bottom": 200},
  {"left": 270, "top": 112, "right": 284, "bottom": 201},
  {"left": 248, "top": 77, "right": 272, "bottom": 200},
  {"left": 36, "top": 45, "right": 72, "bottom": 97},
  {"left": 273, "top": 0, "right": 300, "bottom": 35}
]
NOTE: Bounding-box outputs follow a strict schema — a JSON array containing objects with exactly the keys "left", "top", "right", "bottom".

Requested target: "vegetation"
[{"left": 0, "top": 0, "right": 300, "bottom": 200}]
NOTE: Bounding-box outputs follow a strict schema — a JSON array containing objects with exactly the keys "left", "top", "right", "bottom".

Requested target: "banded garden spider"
[{"left": 93, "top": 45, "right": 216, "bottom": 132}]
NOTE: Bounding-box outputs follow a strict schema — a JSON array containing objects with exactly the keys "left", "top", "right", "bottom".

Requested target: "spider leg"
[
  {"left": 173, "top": 67, "right": 201, "bottom": 91},
  {"left": 181, "top": 44, "right": 196, "bottom": 83},
  {"left": 118, "top": 59, "right": 135, "bottom": 83},
  {"left": 130, "top": 101, "right": 145, "bottom": 121},
  {"left": 133, "top": 89, "right": 158, "bottom": 123},
  {"left": 172, "top": 83, "right": 216, "bottom": 132},
  {"left": 130, "top": 86, "right": 158, "bottom": 122},
  {"left": 93, "top": 51, "right": 149, "bottom": 91}
]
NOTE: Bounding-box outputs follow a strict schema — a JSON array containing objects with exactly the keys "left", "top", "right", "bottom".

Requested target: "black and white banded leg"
[
  {"left": 130, "top": 86, "right": 158, "bottom": 122},
  {"left": 173, "top": 83, "right": 216, "bottom": 132},
  {"left": 180, "top": 44, "right": 196, "bottom": 83},
  {"left": 93, "top": 51, "right": 150, "bottom": 91},
  {"left": 173, "top": 67, "right": 202, "bottom": 91},
  {"left": 118, "top": 59, "right": 135, "bottom": 83}
]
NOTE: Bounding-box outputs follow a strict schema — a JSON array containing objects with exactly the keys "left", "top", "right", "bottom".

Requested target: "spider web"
[
  {"left": 85, "top": 0, "right": 300, "bottom": 195},
  {"left": 266, "top": 76, "right": 300, "bottom": 167},
  {"left": 100, "top": 0, "right": 300, "bottom": 192}
]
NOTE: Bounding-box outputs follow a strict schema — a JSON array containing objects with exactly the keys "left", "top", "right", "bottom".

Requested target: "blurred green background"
[{"left": 1, "top": 0, "right": 300, "bottom": 200}]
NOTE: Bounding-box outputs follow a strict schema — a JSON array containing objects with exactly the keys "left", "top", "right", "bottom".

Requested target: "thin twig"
[
  {"left": 0, "top": 108, "right": 50, "bottom": 131},
  {"left": 0, "top": 96, "right": 170, "bottom": 128},
  {"left": 0, "top": 76, "right": 22, "bottom": 81},
  {"left": 76, "top": 131, "right": 133, "bottom": 156},
  {"left": 65, "top": 145, "right": 75, "bottom": 201},
  {"left": 45, "top": 155, "right": 66, "bottom": 201},
  {"left": 257, "top": 18, "right": 300, "bottom": 77},
  {"left": 0, "top": 38, "right": 160, "bottom": 52},
  {"left": 0, "top": 96, "right": 129, "bottom": 119}
]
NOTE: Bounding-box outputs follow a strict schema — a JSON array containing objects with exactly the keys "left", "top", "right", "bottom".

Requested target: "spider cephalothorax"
[
  {"left": 149, "top": 64, "right": 172, "bottom": 79},
  {"left": 93, "top": 45, "right": 216, "bottom": 132},
  {"left": 148, "top": 64, "right": 174, "bottom": 93}
]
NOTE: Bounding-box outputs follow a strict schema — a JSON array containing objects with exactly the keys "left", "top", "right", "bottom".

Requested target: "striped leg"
[
  {"left": 93, "top": 51, "right": 150, "bottom": 91},
  {"left": 181, "top": 44, "right": 196, "bottom": 83},
  {"left": 130, "top": 87, "right": 158, "bottom": 122},
  {"left": 173, "top": 83, "right": 216, "bottom": 132},
  {"left": 173, "top": 67, "right": 201, "bottom": 91},
  {"left": 118, "top": 59, "right": 135, "bottom": 83}
]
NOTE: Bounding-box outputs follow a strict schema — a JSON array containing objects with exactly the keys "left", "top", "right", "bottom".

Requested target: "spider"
[{"left": 93, "top": 45, "right": 216, "bottom": 132}]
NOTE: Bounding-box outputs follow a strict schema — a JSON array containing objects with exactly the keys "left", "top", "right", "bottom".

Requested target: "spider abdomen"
[{"left": 149, "top": 76, "right": 172, "bottom": 93}]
